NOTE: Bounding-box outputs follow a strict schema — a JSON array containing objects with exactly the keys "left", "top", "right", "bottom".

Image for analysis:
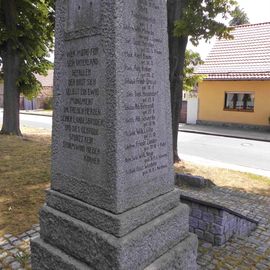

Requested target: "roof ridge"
[
  {"left": 198, "top": 22, "right": 270, "bottom": 78},
  {"left": 234, "top": 22, "right": 270, "bottom": 28}
]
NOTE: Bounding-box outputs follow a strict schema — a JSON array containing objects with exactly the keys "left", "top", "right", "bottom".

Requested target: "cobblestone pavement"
[
  {"left": 180, "top": 186, "right": 270, "bottom": 270},
  {"left": 0, "top": 225, "right": 39, "bottom": 270},
  {"left": 1, "top": 187, "right": 270, "bottom": 269}
]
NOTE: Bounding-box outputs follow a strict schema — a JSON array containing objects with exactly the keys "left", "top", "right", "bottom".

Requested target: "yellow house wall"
[{"left": 198, "top": 80, "right": 270, "bottom": 126}]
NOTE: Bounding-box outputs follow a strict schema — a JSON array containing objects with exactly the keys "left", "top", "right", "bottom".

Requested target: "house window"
[{"left": 224, "top": 92, "right": 254, "bottom": 112}]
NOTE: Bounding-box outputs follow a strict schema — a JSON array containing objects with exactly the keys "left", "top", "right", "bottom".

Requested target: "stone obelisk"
[{"left": 31, "top": 0, "right": 198, "bottom": 269}]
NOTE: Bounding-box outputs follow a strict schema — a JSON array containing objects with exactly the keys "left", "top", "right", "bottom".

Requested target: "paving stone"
[
  {"left": 12, "top": 240, "right": 23, "bottom": 246},
  {"left": 25, "top": 230, "right": 35, "bottom": 236},
  {"left": 30, "top": 232, "right": 39, "bottom": 239},
  {"left": 17, "top": 233, "right": 27, "bottom": 239},
  {"left": 10, "top": 261, "right": 21, "bottom": 270},
  {"left": 9, "top": 237, "right": 18, "bottom": 243},
  {"left": 3, "top": 255, "right": 15, "bottom": 265},
  {"left": 21, "top": 236, "right": 30, "bottom": 241},
  {"left": 2, "top": 243, "right": 13, "bottom": 250},
  {"left": 8, "top": 248, "right": 19, "bottom": 255},
  {"left": 0, "top": 238, "right": 7, "bottom": 246},
  {"left": 0, "top": 251, "right": 8, "bottom": 259}
]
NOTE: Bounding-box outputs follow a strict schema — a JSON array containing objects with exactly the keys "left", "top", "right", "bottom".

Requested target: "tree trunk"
[
  {"left": 167, "top": 0, "right": 188, "bottom": 162},
  {"left": 0, "top": 0, "right": 22, "bottom": 136},
  {"left": 1, "top": 49, "right": 22, "bottom": 136}
]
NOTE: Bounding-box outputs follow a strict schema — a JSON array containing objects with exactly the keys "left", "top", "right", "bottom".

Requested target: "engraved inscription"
[
  {"left": 122, "top": 0, "right": 169, "bottom": 178},
  {"left": 61, "top": 44, "right": 103, "bottom": 166}
]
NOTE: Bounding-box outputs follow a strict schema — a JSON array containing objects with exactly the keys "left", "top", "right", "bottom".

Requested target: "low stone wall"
[
  {"left": 176, "top": 173, "right": 214, "bottom": 188},
  {"left": 181, "top": 196, "right": 257, "bottom": 246}
]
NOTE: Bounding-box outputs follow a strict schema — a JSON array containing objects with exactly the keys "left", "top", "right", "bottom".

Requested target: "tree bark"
[
  {"left": 1, "top": 49, "right": 21, "bottom": 135},
  {"left": 167, "top": 0, "right": 188, "bottom": 162},
  {"left": 0, "top": 0, "right": 22, "bottom": 136}
]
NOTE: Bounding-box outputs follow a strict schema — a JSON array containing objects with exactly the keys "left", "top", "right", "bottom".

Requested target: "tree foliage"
[
  {"left": 167, "top": 0, "right": 238, "bottom": 162},
  {"left": 229, "top": 6, "right": 250, "bottom": 26},
  {"left": 0, "top": 0, "right": 54, "bottom": 135},
  {"left": 174, "top": 0, "right": 237, "bottom": 45},
  {"left": 183, "top": 50, "right": 204, "bottom": 92},
  {"left": 0, "top": 0, "right": 54, "bottom": 98}
]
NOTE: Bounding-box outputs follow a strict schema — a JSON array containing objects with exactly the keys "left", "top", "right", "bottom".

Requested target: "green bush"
[{"left": 43, "top": 96, "right": 53, "bottom": 110}]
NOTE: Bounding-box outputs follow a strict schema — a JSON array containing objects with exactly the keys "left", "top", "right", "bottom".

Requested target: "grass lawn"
[
  {"left": 175, "top": 161, "right": 270, "bottom": 196},
  {"left": 0, "top": 127, "right": 51, "bottom": 237},
  {"left": 0, "top": 127, "right": 270, "bottom": 238}
]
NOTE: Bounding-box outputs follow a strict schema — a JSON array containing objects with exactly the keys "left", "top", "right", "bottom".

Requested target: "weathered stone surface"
[
  {"left": 145, "top": 234, "right": 198, "bottom": 270},
  {"left": 31, "top": 0, "right": 198, "bottom": 269},
  {"left": 46, "top": 189, "right": 180, "bottom": 237},
  {"left": 175, "top": 173, "right": 214, "bottom": 188},
  {"left": 39, "top": 204, "right": 190, "bottom": 270},
  {"left": 31, "top": 238, "right": 91, "bottom": 270},
  {"left": 9, "top": 184, "right": 270, "bottom": 270},
  {"left": 32, "top": 234, "right": 198, "bottom": 270},
  {"left": 52, "top": 0, "right": 174, "bottom": 214},
  {"left": 182, "top": 195, "right": 257, "bottom": 246}
]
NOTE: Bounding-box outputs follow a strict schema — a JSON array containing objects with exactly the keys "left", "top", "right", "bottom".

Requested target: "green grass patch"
[
  {"left": 0, "top": 132, "right": 51, "bottom": 237},
  {"left": 175, "top": 161, "right": 270, "bottom": 196}
]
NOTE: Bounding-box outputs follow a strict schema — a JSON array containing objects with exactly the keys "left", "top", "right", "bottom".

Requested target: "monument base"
[
  {"left": 31, "top": 189, "right": 198, "bottom": 270},
  {"left": 31, "top": 233, "right": 198, "bottom": 270}
]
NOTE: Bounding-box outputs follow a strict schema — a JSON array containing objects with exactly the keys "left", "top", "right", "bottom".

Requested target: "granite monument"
[{"left": 31, "top": 0, "right": 198, "bottom": 269}]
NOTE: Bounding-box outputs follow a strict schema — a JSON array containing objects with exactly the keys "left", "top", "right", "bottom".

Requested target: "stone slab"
[
  {"left": 31, "top": 237, "right": 91, "bottom": 270},
  {"left": 39, "top": 204, "right": 189, "bottom": 270},
  {"left": 52, "top": 0, "right": 174, "bottom": 214},
  {"left": 175, "top": 173, "right": 214, "bottom": 188},
  {"left": 31, "top": 233, "right": 197, "bottom": 270},
  {"left": 46, "top": 189, "right": 180, "bottom": 237},
  {"left": 145, "top": 233, "right": 198, "bottom": 270}
]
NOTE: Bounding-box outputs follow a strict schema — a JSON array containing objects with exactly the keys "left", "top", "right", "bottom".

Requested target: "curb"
[
  {"left": 179, "top": 128, "right": 270, "bottom": 143},
  {"left": 20, "top": 112, "right": 52, "bottom": 117}
]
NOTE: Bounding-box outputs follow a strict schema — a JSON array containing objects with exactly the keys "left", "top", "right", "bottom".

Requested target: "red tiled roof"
[
  {"left": 196, "top": 22, "right": 270, "bottom": 80},
  {"left": 35, "top": 70, "right": 54, "bottom": 87}
]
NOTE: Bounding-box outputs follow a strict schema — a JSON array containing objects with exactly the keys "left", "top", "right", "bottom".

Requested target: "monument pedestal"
[
  {"left": 32, "top": 233, "right": 197, "bottom": 270},
  {"left": 31, "top": 0, "right": 198, "bottom": 269},
  {"left": 31, "top": 190, "right": 197, "bottom": 270}
]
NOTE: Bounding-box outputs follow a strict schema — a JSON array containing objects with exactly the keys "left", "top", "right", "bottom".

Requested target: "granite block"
[
  {"left": 190, "top": 217, "right": 199, "bottom": 228},
  {"left": 194, "top": 229, "right": 204, "bottom": 240},
  {"left": 191, "top": 208, "right": 202, "bottom": 219},
  {"left": 39, "top": 204, "right": 189, "bottom": 270},
  {"left": 32, "top": 234, "right": 198, "bottom": 270},
  {"left": 46, "top": 189, "right": 180, "bottom": 237},
  {"left": 210, "top": 224, "right": 223, "bottom": 235},
  {"left": 31, "top": 237, "right": 91, "bottom": 270},
  {"left": 51, "top": 0, "right": 175, "bottom": 214},
  {"left": 202, "top": 212, "right": 214, "bottom": 223},
  {"left": 145, "top": 233, "right": 198, "bottom": 270}
]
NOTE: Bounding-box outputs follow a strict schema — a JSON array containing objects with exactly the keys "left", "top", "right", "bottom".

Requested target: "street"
[
  {"left": 178, "top": 132, "right": 270, "bottom": 177},
  {"left": 0, "top": 111, "right": 52, "bottom": 130},
  {"left": 1, "top": 111, "right": 270, "bottom": 177}
]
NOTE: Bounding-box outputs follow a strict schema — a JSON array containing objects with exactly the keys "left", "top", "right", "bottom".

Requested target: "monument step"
[
  {"left": 51, "top": 172, "right": 175, "bottom": 213},
  {"left": 31, "top": 237, "right": 91, "bottom": 270},
  {"left": 39, "top": 203, "right": 189, "bottom": 270},
  {"left": 31, "top": 233, "right": 198, "bottom": 270},
  {"left": 46, "top": 189, "right": 180, "bottom": 237}
]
